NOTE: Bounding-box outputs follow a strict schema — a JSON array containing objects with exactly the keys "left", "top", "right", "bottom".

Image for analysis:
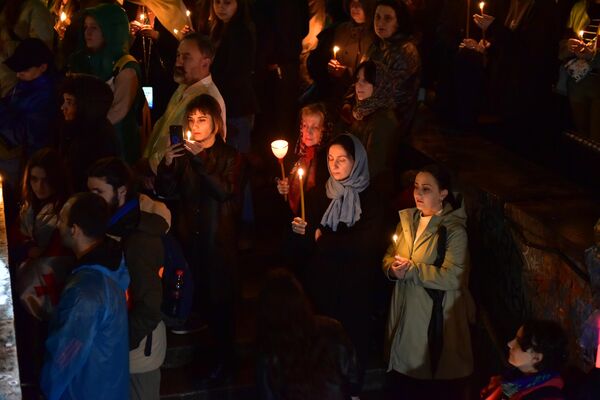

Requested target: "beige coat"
[{"left": 383, "top": 200, "right": 474, "bottom": 380}]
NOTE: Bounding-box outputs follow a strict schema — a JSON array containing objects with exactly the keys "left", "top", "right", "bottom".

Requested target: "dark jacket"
[
  {"left": 350, "top": 107, "right": 399, "bottom": 186},
  {"left": 257, "top": 315, "right": 361, "bottom": 399},
  {"left": 212, "top": 18, "right": 259, "bottom": 117},
  {"left": 367, "top": 33, "right": 421, "bottom": 126},
  {"left": 293, "top": 184, "right": 384, "bottom": 382},
  {"left": 486, "top": 0, "right": 560, "bottom": 119},
  {"left": 156, "top": 136, "right": 242, "bottom": 302},
  {"left": 107, "top": 196, "right": 169, "bottom": 350},
  {"left": 0, "top": 74, "right": 56, "bottom": 159},
  {"left": 252, "top": 0, "right": 309, "bottom": 67}
]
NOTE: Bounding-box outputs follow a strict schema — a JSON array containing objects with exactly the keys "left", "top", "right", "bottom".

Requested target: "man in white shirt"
[{"left": 143, "top": 33, "right": 226, "bottom": 174}]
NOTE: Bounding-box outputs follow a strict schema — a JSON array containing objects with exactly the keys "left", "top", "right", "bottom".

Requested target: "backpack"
[{"left": 160, "top": 233, "right": 194, "bottom": 322}]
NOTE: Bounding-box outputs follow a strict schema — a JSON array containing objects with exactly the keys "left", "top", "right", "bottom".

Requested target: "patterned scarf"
[
  {"left": 352, "top": 61, "right": 395, "bottom": 121},
  {"left": 501, "top": 371, "right": 559, "bottom": 397}
]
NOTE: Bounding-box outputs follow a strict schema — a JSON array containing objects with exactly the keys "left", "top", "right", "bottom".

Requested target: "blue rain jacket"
[{"left": 40, "top": 240, "right": 130, "bottom": 400}]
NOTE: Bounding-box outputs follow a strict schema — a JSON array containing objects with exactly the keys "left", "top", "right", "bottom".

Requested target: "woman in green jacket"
[
  {"left": 383, "top": 164, "right": 474, "bottom": 398},
  {"left": 69, "top": 3, "right": 142, "bottom": 164}
]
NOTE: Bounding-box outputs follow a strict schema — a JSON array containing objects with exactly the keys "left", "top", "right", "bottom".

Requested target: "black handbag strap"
[{"left": 425, "top": 224, "right": 447, "bottom": 377}]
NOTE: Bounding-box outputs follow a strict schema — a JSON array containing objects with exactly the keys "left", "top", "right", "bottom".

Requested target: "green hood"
[{"left": 69, "top": 3, "right": 131, "bottom": 81}]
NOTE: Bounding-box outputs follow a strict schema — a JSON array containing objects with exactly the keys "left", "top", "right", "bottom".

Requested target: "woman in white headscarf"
[{"left": 290, "top": 133, "right": 384, "bottom": 394}]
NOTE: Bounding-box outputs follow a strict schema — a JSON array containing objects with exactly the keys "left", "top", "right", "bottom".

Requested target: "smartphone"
[
  {"left": 169, "top": 125, "right": 184, "bottom": 145},
  {"left": 142, "top": 86, "right": 153, "bottom": 109}
]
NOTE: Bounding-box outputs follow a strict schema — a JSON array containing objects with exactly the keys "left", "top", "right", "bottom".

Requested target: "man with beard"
[
  {"left": 142, "top": 33, "right": 226, "bottom": 175},
  {"left": 87, "top": 157, "right": 171, "bottom": 400},
  {"left": 40, "top": 193, "right": 129, "bottom": 400}
]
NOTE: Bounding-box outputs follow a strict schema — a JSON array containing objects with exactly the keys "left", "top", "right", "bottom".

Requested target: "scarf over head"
[
  {"left": 69, "top": 3, "right": 132, "bottom": 81},
  {"left": 352, "top": 60, "right": 395, "bottom": 120},
  {"left": 320, "top": 134, "right": 369, "bottom": 231}
]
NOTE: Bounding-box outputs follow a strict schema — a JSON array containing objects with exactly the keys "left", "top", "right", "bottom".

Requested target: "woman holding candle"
[
  {"left": 156, "top": 93, "right": 242, "bottom": 382},
  {"left": 342, "top": 0, "right": 420, "bottom": 136},
  {"left": 276, "top": 103, "right": 330, "bottom": 215},
  {"left": 304, "top": 0, "right": 376, "bottom": 107},
  {"left": 480, "top": 320, "right": 568, "bottom": 400},
  {"left": 383, "top": 164, "right": 473, "bottom": 398},
  {"left": 290, "top": 133, "right": 384, "bottom": 393}
]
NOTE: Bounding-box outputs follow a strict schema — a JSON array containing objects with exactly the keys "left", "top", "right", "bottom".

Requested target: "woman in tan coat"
[{"left": 382, "top": 164, "right": 474, "bottom": 399}]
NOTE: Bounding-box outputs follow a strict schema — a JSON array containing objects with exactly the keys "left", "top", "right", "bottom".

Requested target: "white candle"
[
  {"left": 298, "top": 168, "right": 305, "bottom": 220},
  {"left": 186, "top": 130, "right": 192, "bottom": 141}
]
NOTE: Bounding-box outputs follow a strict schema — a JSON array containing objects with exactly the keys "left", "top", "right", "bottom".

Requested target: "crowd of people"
[{"left": 1, "top": 0, "right": 598, "bottom": 399}]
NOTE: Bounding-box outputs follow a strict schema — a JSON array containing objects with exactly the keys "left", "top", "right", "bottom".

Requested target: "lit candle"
[
  {"left": 393, "top": 234, "right": 398, "bottom": 244},
  {"left": 579, "top": 30, "right": 585, "bottom": 40},
  {"left": 174, "top": 28, "right": 179, "bottom": 35},
  {"left": 298, "top": 168, "right": 305, "bottom": 220},
  {"left": 139, "top": 13, "right": 145, "bottom": 21},
  {"left": 186, "top": 130, "right": 192, "bottom": 141},
  {"left": 479, "top": 1, "right": 485, "bottom": 15},
  {"left": 186, "top": 10, "right": 191, "bottom": 17},
  {"left": 271, "top": 140, "right": 289, "bottom": 201},
  {"left": 479, "top": 2, "right": 487, "bottom": 42},
  {"left": 60, "top": 12, "right": 67, "bottom": 22},
  {"left": 333, "top": 46, "right": 340, "bottom": 61}
]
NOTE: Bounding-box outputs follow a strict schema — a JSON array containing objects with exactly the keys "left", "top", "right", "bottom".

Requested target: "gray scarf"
[{"left": 320, "top": 134, "right": 370, "bottom": 231}]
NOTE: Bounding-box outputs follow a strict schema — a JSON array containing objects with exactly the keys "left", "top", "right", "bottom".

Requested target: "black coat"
[
  {"left": 212, "top": 19, "right": 259, "bottom": 117},
  {"left": 59, "top": 119, "right": 118, "bottom": 191},
  {"left": 292, "top": 184, "right": 385, "bottom": 375},
  {"left": 156, "top": 137, "right": 242, "bottom": 303}
]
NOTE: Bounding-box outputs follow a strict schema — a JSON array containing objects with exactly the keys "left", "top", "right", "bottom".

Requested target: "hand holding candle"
[{"left": 298, "top": 167, "right": 305, "bottom": 220}]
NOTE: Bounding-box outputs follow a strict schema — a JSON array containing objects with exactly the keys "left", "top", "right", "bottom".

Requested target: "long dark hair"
[
  {"left": 257, "top": 269, "right": 339, "bottom": 399},
  {"left": 417, "top": 164, "right": 459, "bottom": 210},
  {"left": 208, "top": 0, "right": 254, "bottom": 43},
  {"left": 21, "top": 148, "right": 71, "bottom": 213}
]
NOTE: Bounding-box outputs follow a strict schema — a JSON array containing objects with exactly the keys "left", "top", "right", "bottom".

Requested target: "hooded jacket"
[
  {"left": 68, "top": 3, "right": 142, "bottom": 164},
  {"left": 383, "top": 198, "right": 474, "bottom": 380},
  {"left": 41, "top": 238, "right": 130, "bottom": 400},
  {"left": 107, "top": 194, "right": 170, "bottom": 351},
  {"left": 0, "top": 73, "right": 56, "bottom": 160}
]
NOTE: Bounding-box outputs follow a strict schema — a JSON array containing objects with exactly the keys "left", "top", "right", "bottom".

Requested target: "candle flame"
[
  {"left": 479, "top": 2, "right": 485, "bottom": 12},
  {"left": 174, "top": 28, "right": 179, "bottom": 34},
  {"left": 298, "top": 168, "right": 304, "bottom": 178},
  {"left": 60, "top": 12, "right": 67, "bottom": 22},
  {"left": 139, "top": 13, "right": 145, "bottom": 21},
  {"left": 186, "top": 130, "right": 192, "bottom": 141},
  {"left": 186, "top": 10, "right": 191, "bottom": 17},
  {"left": 579, "top": 30, "right": 585, "bottom": 39},
  {"left": 333, "top": 46, "right": 340, "bottom": 54},
  {"left": 393, "top": 234, "right": 398, "bottom": 244}
]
